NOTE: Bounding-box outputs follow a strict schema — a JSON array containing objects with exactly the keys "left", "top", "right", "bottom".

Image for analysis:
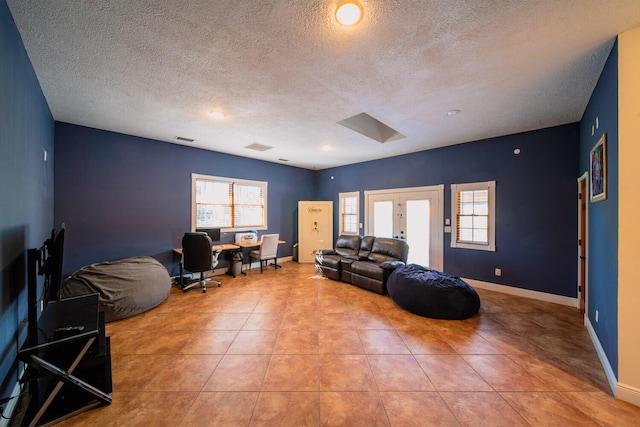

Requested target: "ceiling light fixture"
[
  {"left": 210, "top": 111, "right": 225, "bottom": 120},
  {"left": 336, "top": 1, "right": 363, "bottom": 26},
  {"left": 321, "top": 144, "right": 333, "bottom": 151},
  {"left": 447, "top": 109, "right": 461, "bottom": 117}
]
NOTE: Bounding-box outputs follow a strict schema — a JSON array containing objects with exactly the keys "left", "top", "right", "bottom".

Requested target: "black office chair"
[{"left": 180, "top": 232, "right": 222, "bottom": 293}]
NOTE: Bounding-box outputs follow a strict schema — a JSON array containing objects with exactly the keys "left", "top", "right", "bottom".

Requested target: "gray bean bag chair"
[
  {"left": 62, "top": 256, "right": 171, "bottom": 322},
  {"left": 387, "top": 264, "right": 480, "bottom": 320}
]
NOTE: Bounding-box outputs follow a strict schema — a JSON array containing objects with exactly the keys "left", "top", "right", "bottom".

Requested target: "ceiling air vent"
[
  {"left": 174, "top": 136, "right": 195, "bottom": 143},
  {"left": 245, "top": 143, "right": 273, "bottom": 152},
  {"left": 337, "top": 112, "right": 405, "bottom": 143}
]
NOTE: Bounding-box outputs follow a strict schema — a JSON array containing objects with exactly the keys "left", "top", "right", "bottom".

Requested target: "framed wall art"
[{"left": 590, "top": 133, "right": 607, "bottom": 202}]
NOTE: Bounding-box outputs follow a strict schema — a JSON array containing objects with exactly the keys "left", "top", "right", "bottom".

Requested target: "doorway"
[
  {"left": 577, "top": 172, "right": 588, "bottom": 313},
  {"left": 365, "top": 185, "right": 444, "bottom": 271}
]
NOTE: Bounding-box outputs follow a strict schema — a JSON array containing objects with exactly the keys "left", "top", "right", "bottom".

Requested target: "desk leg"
[{"left": 239, "top": 249, "right": 247, "bottom": 275}]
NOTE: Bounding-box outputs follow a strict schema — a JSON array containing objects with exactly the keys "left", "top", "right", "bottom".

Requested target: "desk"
[
  {"left": 172, "top": 243, "right": 239, "bottom": 256},
  {"left": 173, "top": 244, "right": 241, "bottom": 280},
  {"left": 173, "top": 241, "right": 286, "bottom": 277}
]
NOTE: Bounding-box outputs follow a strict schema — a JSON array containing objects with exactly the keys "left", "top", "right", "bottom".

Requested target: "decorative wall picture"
[{"left": 590, "top": 133, "right": 607, "bottom": 202}]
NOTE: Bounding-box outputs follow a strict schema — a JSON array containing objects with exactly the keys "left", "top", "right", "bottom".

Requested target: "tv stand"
[{"left": 17, "top": 293, "right": 112, "bottom": 427}]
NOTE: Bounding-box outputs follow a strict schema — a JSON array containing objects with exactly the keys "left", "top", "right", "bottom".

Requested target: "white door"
[
  {"left": 365, "top": 186, "right": 443, "bottom": 271},
  {"left": 298, "top": 201, "right": 333, "bottom": 263}
]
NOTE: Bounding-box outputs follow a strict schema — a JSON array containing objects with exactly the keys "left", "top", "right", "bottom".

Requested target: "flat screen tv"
[
  {"left": 27, "top": 224, "right": 66, "bottom": 346},
  {"left": 42, "top": 224, "right": 65, "bottom": 304}
]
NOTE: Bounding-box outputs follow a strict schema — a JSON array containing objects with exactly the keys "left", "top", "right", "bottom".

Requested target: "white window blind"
[
  {"left": 339, "top": 192, "right": 359, "bottom": 234},
  {"left": 451, "top": 181, "right": 495, "bottom": 251},
  {"left": 193, "top": 174, "right": 267, "bottom": 231},
  {"left": 457, "top": 189, "right": 489, "bottom": 244}
]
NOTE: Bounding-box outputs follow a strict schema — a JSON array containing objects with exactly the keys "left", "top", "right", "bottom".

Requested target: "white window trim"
[
  {"left": 191, "top": 173, "right": 268, "bottom": 233},
  {"left": 451, "top": 181, "right": 496, "bottom": 251},
  {"left": 339, "top": 191, "right": 360, "bottom": 235}
]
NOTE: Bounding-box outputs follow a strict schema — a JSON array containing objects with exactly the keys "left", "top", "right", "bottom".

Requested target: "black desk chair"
[{"left": 181, "top": 232, "right": 222, "bottom": 293}]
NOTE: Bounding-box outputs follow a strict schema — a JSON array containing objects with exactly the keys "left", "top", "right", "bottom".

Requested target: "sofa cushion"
[
  {"left": 387, "top": 264, "right": 480, "bottom": 320},
  {"left": 358, "top": 236, "right": 375, "bottom": 259},
  {"left": 334, "top": 235, "right": 361, "bottom": 259},
  {"left": 368, "top": 237, "right": 409, "bottom": 264},
  {"left": 351, "top": 261, "right": 384, "bottom": 281}
]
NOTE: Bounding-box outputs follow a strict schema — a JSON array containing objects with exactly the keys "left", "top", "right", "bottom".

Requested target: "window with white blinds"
[
  {"left": 192, "top": 174, "right": 267, "bottom": 231},
  {"left": 451, "top": 181, "right": 495, "bottom": 251},
  {"left": 339, "top": 192, "right": 359, "bottom": 235}
]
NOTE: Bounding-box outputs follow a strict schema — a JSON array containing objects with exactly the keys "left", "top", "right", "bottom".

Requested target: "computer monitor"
[{"left": 195, "top": 228, "right": 221, "bottom": 242}]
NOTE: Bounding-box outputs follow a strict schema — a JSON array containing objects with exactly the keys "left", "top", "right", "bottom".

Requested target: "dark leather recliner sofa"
[{"left": 315, "top": 235, "right": 409, "bottom": 294}]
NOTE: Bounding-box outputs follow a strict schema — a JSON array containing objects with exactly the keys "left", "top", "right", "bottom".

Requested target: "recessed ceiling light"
[
  {"left": 447, "top": 110, "right": 461, "bottom": 117},
  {"left": 210, "top": 111, "right": 225, "bottom": 120},
  {"left": 321, "top": 144, "right": 333, "bottom": 151},
  {"left": 336, "top": 1, "right": 363, "bottom": 26}
]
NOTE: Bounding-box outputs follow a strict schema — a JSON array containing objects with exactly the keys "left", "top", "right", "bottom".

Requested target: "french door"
[{"left": 365, "top": 185, "right": 444, "bottom": 271}]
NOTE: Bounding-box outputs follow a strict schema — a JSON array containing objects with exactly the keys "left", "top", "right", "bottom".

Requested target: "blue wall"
[
  {"left": 54, "top": 123, "right": 315, "bottom": 277},
  {"left": 0, "top": 0, "right": 608, "bottom": 405},
  {"left": 579, "top": 41, "right": 618, "bottom": 375},
  {"left": 317, "top": 124, "right": 580, "bottom": 297},
  {"left": 0, "top": 0, "right": 54, "bottom": 406}
]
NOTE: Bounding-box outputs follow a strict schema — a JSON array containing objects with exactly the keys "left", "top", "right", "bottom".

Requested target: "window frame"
[
  {"left": 339, "top": 191, "right": 360, "bottom": 235},
  {"left": 450, "top": 181, "right": 496, "bottom": 251},
  {"left": 191, "top": 173, "right": 268, "bottom": 232}
]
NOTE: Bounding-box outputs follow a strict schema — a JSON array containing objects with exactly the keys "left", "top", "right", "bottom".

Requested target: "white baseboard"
[
  {"left": 616, "top": 382, "right": 640, "bottom": 407},
  {"left": 463, "top": 278, "right": 578, "bottom": 307},
  {"left": 585, "top": 315, "right": 617, "bottom": 395}
]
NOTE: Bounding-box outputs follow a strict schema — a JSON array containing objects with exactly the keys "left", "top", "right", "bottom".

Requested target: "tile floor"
[{"left": 55, "top": 262, "right": 640, "bottom": 426}]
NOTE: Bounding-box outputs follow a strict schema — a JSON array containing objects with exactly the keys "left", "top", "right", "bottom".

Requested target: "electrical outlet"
[
  {"left": 596, "top": 310, "right": 599, "bottom": 323},
  {"left": 495, "top": 268, "right": 501, "bottom": 276}
]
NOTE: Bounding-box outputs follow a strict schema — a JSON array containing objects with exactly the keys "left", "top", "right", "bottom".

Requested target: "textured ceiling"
[{"left": 7, "top": 1, "right": 640, "bottom": 169}]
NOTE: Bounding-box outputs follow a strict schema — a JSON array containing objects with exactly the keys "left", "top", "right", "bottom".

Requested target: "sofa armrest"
[
  {"left": 316, "top": 249, "right": 337, "bottom": 256},
  {"left": 380, "top": 260, "right": 405, "bottom": 270}
]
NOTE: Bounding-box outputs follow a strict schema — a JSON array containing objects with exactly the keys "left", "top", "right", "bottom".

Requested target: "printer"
[{"left": 235, "top": 232, "right": 258, "bottom": 245}]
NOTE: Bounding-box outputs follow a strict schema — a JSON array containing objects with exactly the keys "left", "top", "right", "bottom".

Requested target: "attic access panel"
[{"left": 337, "top": 113, "right": 405, "bottom": 143}]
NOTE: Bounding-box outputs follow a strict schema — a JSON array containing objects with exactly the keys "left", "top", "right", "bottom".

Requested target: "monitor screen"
[
  {"left": 44, "top": 224, "right": 65, "bottom": 303},
  {"left": 196, "top": 228, "right": 221, "bottom": 242}
]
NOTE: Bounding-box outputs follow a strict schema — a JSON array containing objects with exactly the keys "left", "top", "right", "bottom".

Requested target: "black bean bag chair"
[
  {"left": 61, "top": 256, "right": 171, "bottom": 322},
  {"left": 387, "top": 264, "right": 480, "bottom": 320}
]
